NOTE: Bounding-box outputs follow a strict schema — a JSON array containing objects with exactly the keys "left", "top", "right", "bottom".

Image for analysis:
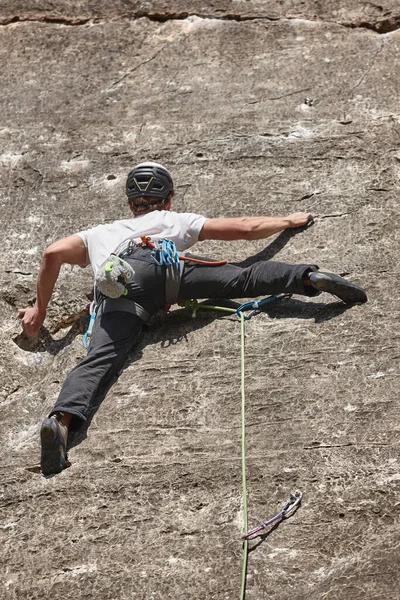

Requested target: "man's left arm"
[{"left": 198, "top": 213, "right": 313, "bottom": 241}]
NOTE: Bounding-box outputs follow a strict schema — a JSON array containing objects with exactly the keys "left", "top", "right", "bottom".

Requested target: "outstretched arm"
[
  {"left": 198, "top": 213, "right": 313, "bottom": 241},
  {"left": 17, "top": 235, "right": 88, "bottom": 337}
]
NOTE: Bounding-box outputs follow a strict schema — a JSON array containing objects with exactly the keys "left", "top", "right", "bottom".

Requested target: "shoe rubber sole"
[
  {"left": 310, "top": 272, "right": 367, "bottom": 304},
  {"left": 40, "top": 418, "right": 68, "bottom": 476}
]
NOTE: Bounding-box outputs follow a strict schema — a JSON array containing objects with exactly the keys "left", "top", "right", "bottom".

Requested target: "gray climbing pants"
[{"left": 51, "top": 258, "right": 318, "bottom": 450}]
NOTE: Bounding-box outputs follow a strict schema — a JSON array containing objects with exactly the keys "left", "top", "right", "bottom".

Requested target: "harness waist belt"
[{"left": 98, "top": 297, "right": 151, "bottom": 322}]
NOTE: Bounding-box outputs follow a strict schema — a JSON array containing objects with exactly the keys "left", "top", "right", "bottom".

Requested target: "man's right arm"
[
  {"left": 17, "top": 235, "right": 88, "bottom": 337},
  {"left": 198, "top": 213, "right": 313, "bottom": 241}
]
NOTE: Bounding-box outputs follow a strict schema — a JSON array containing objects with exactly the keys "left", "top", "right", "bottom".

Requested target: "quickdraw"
[
  {"left": 236, "top": 294, "right": 292, "bottom": 320},
  {"left": 242, "top": 490, "right": 303, "bottom": 540}
]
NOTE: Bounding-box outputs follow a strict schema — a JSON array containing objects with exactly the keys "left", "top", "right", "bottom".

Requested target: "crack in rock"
[
  {"left": 1, "top": 15, "right": 93, "bottom": 26},
  {"left": 342, "top": 15, "right": 400, "bottom": 34},
  {"left": 1, "top": 12, "right": 399, "bottom": 33},
  {"left": 319, "top": 213, "right": 352, "bottom": 219},
  {"left": 0, "top": 13, "right": 274, "bottom": 26},
  {"left": 105, "top": 44, "right": 167, "bottom": 92}
]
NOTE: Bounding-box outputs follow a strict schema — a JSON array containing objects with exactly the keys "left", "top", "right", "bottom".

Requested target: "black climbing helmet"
[{"left": 126, "top": 162, "right": 174, "bottom": 201}]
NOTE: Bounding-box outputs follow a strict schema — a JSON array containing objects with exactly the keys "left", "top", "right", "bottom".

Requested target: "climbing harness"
[
  {"left": 140, "top": 235, "right": 228, "bottom": 266},
  {"left": 83, "top": 296, "right": 151, "bottom": 350},
  {"left": 83, "top": 237, "right": 229, "bottom": 349},
  {"left": 141, "top": 236, "right": 228, "bottom": 307},
  {"left": 147, "top": 237, "right": 184, "bottom": 306}
]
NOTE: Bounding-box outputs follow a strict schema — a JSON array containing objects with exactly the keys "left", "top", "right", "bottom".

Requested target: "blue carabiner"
[
  {"left": 164, "top": 239, "right": 173, "bottom": 266},
  {"left": 151, "top": 239, "right": 181, "bottom": 270},
  {"left": 236, "top": 295, "right": 280, "bottom": 320},
  {"left": 236, "top": 301, "right": 255, "bottom": 320},
  {"left": 83, "top": 311, "right": 97, "bottom": 350},
  {"left": 172, "top": 243, "right": 180, "bottom": 269}
]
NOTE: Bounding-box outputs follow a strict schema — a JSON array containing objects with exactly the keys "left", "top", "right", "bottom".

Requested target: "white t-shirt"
[{"left": 76, "top": 210, "right": 207, "bottom": 273}]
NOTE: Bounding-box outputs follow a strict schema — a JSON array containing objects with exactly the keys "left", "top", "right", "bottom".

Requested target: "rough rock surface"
[{"left": 1, "top": 2, "right": 399, "bottom": 599}]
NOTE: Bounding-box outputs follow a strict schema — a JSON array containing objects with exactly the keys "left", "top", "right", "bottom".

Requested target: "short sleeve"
[
  {"left": 75, "top": 230, "right": 89, "bottom": 247},
  {"left": 177, "top": 212, "right": 207, "bottom": 248},
  {"left": 73, "top": 230, "right": 91, "bottom": 268}
]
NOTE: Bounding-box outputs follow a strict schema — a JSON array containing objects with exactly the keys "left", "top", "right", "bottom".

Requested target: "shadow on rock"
[
  {"left": 258, "top": 296, "right": 351, "bottom": 323},
  {"left": 232, "top": 222, "right": 314, "bottom": 268},
  {"left": 12, "top": 295, "right": 352, "bottom": 359},
  {"left": 13, "top": 315, "right": 89, "bottom": 355},
  {"left": 142, "top": 295, "right": 352, "bottom": 351}
]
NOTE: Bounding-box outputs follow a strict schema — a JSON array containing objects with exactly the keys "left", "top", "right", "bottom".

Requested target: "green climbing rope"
[{"left": 239, "top": 310, "right": 249, "bottom": 600}]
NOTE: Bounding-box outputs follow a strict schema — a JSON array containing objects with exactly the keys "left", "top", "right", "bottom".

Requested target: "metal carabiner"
[
  {"left": 281, "top": 490, "right": 303, "bottom": 519},
  {"left": 236, "top": 301, "right": 255, "bottom": 320},
  {"left": 83, "top": 310, "right": 97, "bottom": 350}
]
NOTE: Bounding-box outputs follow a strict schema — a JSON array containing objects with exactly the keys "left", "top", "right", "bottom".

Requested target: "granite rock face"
[{"left": 1, "top": 3, "right": 399, "bottom": 599}]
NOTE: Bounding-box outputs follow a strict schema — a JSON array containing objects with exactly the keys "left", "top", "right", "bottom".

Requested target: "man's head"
[{"left": 126, "top": 162, "right": 174, "bottom": 215}]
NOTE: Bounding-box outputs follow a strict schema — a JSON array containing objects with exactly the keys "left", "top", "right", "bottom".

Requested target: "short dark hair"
[{"left": 129, "top": 194, "right": 171, "bottom": 215}]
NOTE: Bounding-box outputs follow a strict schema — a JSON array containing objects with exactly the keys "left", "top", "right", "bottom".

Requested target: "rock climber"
[{"left": 17, "top": 162, "right": 367, "bottom": 476}]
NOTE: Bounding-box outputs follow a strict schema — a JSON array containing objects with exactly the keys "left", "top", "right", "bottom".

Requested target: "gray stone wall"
[{"left": 1, "top": 4, "right": 399, "bottom": 599}]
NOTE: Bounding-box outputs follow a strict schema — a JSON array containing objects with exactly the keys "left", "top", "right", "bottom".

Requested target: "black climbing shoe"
[
  {"left": 309, "top": 272, "right": 367, "bottom": 305},
  {"left": 40, "top": 414, "right": 70, "bottom": 476}
]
